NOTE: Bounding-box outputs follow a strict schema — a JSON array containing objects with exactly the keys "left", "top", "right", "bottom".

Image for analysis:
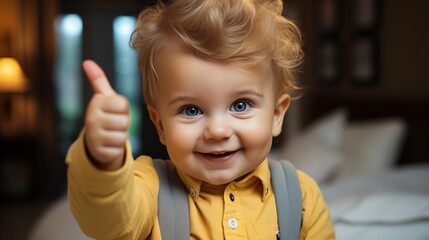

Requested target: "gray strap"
[
  {"left": 152, "top": 159, "right": 190, "bottom": 240},
  {"left": 269, "top": 159, "right": 302, "bottom": 240}
]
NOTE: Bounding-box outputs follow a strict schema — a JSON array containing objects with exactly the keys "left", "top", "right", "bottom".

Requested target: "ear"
[
  {"left": 272, "top": 93, "right": 290, "bottom": 137},
  {"left": 147, "top": 105, "right": 166, "bottom": 145}
]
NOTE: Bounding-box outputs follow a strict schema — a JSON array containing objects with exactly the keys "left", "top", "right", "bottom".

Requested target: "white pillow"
[
  {"left": 301, "top": 108, "right": 348, "bottom": 150},
  {"left": 271, "top": 109, "right": 347, "bottom": 183},
  {"left": 335, "top": 118, "right": 407, "bottom": 180},
  {"left": 336, "top": 192, "right": 429, "bottom": 224},
  {"left": 278, "top": 135, "right": 342, "bottom": 183}
]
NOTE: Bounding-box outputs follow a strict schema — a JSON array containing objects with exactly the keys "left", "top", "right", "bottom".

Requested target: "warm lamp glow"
[{"left": 0, "top": 58, "right": 28, "bottom": 92}]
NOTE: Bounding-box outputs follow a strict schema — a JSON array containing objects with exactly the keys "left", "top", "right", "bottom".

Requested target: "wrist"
[
  {"left": 83, "top": 132, "right": 126, "bottom": 171},
  {"left": 90, "top": 153, "right": 125, "bottom": 171}
]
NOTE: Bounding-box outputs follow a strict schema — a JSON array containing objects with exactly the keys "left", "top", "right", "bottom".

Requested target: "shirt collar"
[{"left": 177, "top": 158, "right": 271, "bottom": 202}]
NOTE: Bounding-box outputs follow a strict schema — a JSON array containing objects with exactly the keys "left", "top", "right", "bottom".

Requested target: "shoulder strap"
[
  {"left": 269, "top": 159, "right": 303, "bottom": 240},
  {"left": 152, "top": 159, "right": 190, "bottom": 240}
]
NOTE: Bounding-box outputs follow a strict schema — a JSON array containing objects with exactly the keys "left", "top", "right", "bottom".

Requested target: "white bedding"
[
  {"left": 29, "top": 196, "right": 90, "bottom": 240},
  {"left": 320, "top": 165, "right": 429, "bottom": 240}
]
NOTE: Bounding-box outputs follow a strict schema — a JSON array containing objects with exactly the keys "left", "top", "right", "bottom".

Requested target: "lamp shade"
[{"left": 0, "top": 58, "right": 28, "bottom": 92}]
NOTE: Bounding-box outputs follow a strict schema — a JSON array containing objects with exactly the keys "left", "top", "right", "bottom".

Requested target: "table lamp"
[
  {"left": 0, "top": 58, "right": 28, "bottom": 92},
  {"left": 0, "top": 57, "right": 28, "bottom": 136}
]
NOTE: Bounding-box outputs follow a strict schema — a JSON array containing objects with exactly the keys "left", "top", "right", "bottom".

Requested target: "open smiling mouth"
[{"left": 198, "top": 149, "right": 240, "bottom": 162}]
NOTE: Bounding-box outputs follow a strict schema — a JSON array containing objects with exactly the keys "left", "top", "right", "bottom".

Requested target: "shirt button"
[
  {"left": 228, "top": 218, "right": 238, "bottom": 229},
  {"left": 189, "top": 188, "right": 196, "bottom": 197},
  {"left": 229, "top": 193, "right": 235, "bottom": 202}
]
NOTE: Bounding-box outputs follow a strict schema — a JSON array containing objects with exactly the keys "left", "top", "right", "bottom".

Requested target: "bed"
[
  {"left": 29, "top": 96, "right": 429, "bottom": 240},
  {"left": 321, "top": 165, "right": 429, "bottom": 240},
  {"left": 269, "top": 93, "right": 429, "bottom": 240}
]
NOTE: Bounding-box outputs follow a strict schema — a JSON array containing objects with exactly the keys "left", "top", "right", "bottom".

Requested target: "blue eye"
[
  {"left": 182, "top": 105, "right": 202, "bottom": 116},
  {"left": 230, "top": 100, "right": 251, "bottom": 112}
]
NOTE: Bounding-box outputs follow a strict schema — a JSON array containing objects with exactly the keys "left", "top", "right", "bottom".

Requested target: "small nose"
[{"left": 203, "top": 114, "right": 233, "bottom": 140}]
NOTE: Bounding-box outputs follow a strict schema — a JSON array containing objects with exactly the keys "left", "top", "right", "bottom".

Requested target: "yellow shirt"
[{"left": 67, "top": 133, "right": 335, "bottom": 240}]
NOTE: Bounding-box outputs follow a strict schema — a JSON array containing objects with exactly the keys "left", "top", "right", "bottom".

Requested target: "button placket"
[
  {"left": 224, "top": 186, "right": 240, "bottom": 233},
  {"left": 223, "top": 185, "right": 246, "bottom": 238}
]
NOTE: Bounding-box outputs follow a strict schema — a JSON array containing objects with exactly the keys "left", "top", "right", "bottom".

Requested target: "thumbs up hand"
[{"left": 83, "top": 60, "right": 130, "bottom": 171}]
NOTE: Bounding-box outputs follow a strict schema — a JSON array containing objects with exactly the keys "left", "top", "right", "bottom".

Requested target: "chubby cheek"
[
  {"left": 238, "top": 116, "right": 274, "bottom": 159},
  {"left": 163, "top": 122, "right": 197, "bottom": 160}
]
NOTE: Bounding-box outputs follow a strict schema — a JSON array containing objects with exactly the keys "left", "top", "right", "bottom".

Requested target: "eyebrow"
[
  {"left": 236, "top": 88, "right": 264, "bottom": 97},
  {"left": 167, "top": 95, "right": 197, "bottom": 107},
  {"left": 167, "top": 88, "right": 264, "bottom": 107}
]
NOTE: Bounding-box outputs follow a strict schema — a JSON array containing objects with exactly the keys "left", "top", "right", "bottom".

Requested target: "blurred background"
[{"left": 0, "top": 0, "right": 428, "bottom": 239}]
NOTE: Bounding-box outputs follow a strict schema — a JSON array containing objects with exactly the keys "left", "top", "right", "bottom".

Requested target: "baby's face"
[{"left": 149, "top": 41, "right": 289, "bottom": 185}]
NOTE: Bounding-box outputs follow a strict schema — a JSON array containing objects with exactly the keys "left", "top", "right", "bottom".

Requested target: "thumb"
[{"left": 83, "top": 59, "right": 116, "bottom": 96}]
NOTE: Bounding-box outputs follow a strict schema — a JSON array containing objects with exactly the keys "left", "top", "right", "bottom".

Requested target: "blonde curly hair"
[{"left": 131, "top": 0, "right": 303, "bottom": 106}]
